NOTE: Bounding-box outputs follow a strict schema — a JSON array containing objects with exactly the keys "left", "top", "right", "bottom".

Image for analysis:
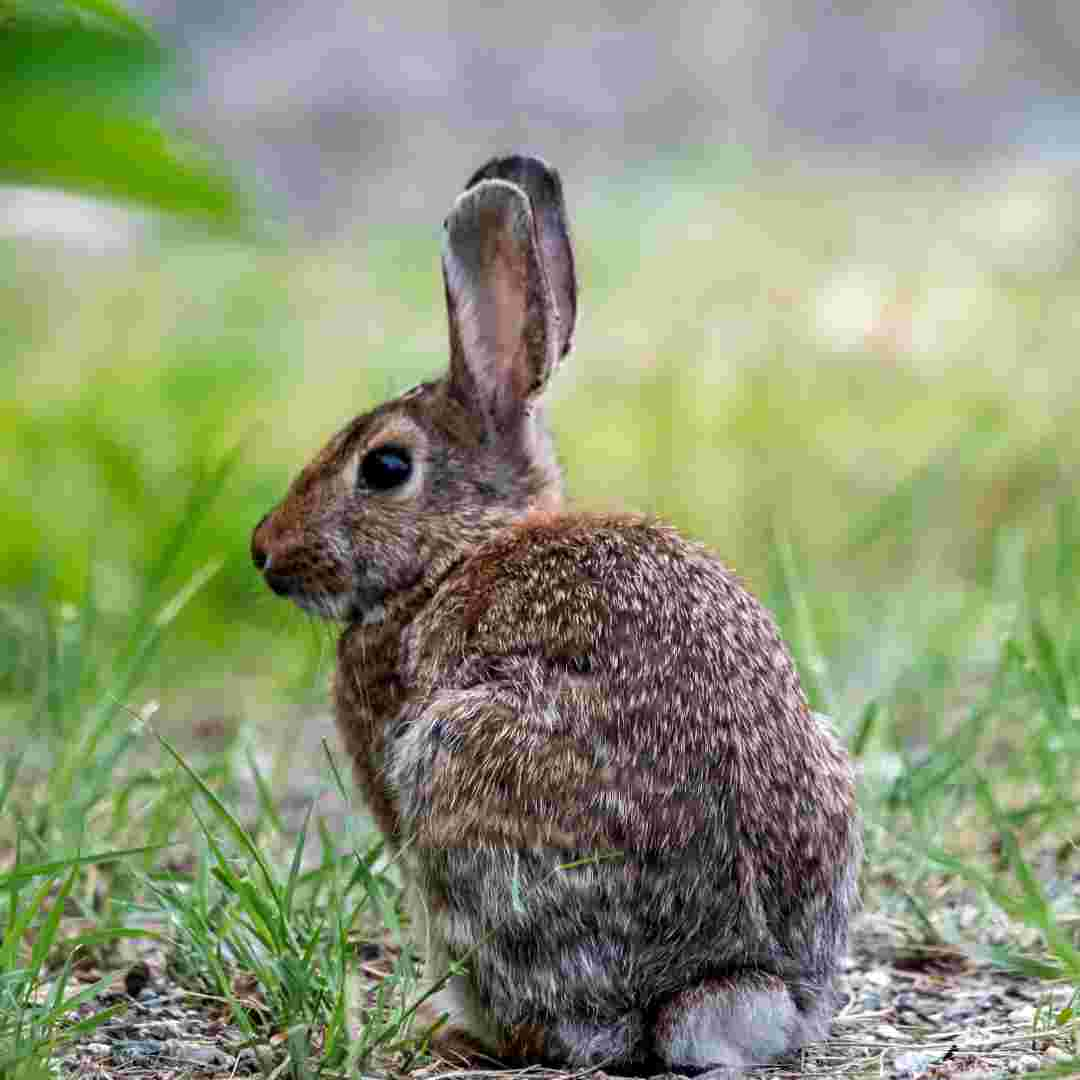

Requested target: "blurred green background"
[{"left": 3, "top": 0, "right": 1079, "bottom": 749}]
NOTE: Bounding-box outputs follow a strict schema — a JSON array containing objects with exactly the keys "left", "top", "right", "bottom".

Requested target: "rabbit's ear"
[
  {"left": 442, "top": 178, "right": 559, "bottom": 436},
  {"left": 464, "top": 155, "right": 577, "bottom": 358}
]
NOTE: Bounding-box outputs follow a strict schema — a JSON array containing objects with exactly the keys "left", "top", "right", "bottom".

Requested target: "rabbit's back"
[
  {"left": 397, "top": 512, "right": 855, "bottom": 856},
  {"left": 389, "top": 513, "right": 858, "bottom": 1038}
]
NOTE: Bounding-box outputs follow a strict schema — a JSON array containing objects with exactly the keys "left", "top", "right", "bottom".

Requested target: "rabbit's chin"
[
  {"left": 281, "top": 587, "right": 353, "bottom": 623},
  {"left": 289, "top": 579, "right": 390, "bottom": 624}
]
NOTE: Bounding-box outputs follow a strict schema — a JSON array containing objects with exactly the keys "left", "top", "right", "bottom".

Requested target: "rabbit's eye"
[{"left": 360, "top": 446, "right": 412, "bottom": 491}]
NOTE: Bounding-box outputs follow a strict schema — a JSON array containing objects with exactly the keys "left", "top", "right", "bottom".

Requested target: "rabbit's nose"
[{"left": 251, "top": 514, "right": 272, "bottom": 571}]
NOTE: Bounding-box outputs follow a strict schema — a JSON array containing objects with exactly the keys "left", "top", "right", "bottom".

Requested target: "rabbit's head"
[{"left": 251, "top": 156, "right": 578, "bottom": 622}]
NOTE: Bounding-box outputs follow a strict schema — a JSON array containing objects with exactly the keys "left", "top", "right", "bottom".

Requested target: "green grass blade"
[
  {"left": 283, "top": 802, "right": 314, "bottom": 922},
  {"left": 771, "top": 535, "right": 832, "bottom": 713},
  {"left": 28, "top": 867, "right": 77, "bottom": 978},
  {"left": 246, "top": 746, "right": 285, "bottom": 836},
  {"left": 1030, "top": 613, "right": 1069, "bottom": 709},
  {"left": 1, "top": 873, "right": 66, "bottom": 971},
  {"left": 0, "top": 846, "right": 168, "bottom": 891},
  {"left": 64, "top": 926, "right": 167, "bottom": 950},
  {"left": 157, "top": 733, "right": 280, "bottom": 904},
  {"left": 850, "top": 699, "right": 881, "bottom": 759},
  {"left": 0, "top": 750, "right": 23, "bottom": 816},
  {"left": 50, "top": 998, "right": 126, "bottom": 1038}
]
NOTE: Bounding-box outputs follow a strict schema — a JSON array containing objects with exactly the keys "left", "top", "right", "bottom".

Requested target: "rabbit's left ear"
[{"left": 442, "top": 177, "right": 559, "bottom": 437}]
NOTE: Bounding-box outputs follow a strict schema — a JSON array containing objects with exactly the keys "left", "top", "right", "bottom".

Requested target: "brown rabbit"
[{"left": 252, "top": 154, "right": 861, "bottom": 1073}]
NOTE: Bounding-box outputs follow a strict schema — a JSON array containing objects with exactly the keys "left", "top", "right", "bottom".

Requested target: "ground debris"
[
  {"left": 45, "top": 810, "right": 1080, "bottom": 1080},
  {"left": 52, "top": 919, "right": 1080, "bottom": 1080},
  {"left": 56, "top": 974, "right": 262, "bottom": 1078}
]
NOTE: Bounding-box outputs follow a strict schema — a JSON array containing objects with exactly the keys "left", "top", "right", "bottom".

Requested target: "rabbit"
[{"left": 251, "top": 154, "right": 861, "bottom": 1074}]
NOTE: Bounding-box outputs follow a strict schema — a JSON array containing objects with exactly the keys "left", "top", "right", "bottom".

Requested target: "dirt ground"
[{"left": 52, "top": 711, "right": 1080, "bottom": 1080}]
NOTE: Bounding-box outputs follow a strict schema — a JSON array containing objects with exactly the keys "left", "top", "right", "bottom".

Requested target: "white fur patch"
[{"left": 661, "top": 986, "right": 799, "bottom": 1070}]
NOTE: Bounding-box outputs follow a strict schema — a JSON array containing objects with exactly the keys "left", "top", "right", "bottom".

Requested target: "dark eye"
[{"left": 360, "top": 445, "right": 412, "bottom": 491}]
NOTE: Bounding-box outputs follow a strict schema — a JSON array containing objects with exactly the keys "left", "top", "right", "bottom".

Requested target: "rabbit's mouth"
[{"left": 261, "top": 568, "right": 352, "bottom": 621}]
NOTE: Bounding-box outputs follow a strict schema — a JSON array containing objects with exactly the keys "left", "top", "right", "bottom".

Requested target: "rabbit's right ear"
[
  {"left": 464, "top": 155, "right": 577, "bottom": 358},
  {"left": 441, "top": 178, "right": 560, "bottom": 438}
]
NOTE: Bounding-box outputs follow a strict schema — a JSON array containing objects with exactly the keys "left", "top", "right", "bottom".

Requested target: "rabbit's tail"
[{"left": 651, "top": 972, "right": 834, "bottom": 1073}]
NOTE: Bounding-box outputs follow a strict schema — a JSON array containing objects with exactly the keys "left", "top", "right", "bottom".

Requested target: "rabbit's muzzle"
[
  {"left": 251, "top": 509, "right": 355, "bottom": 620},
  {"left": 251, "top": 524, "right": 301, "bottom": 600}
]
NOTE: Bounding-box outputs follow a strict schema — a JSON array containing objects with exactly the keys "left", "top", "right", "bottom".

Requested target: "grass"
[
  {"left": 2, "top": 160, "right": 1080, "bottom": 1075},
  {"left": 0, "top": 508, "right": 427, "bottom": 1075}
]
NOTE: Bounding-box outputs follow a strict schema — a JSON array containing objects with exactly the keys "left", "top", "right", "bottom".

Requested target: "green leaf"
[
  {"left": 60, "top": 0, "right": 153, "bottom": 37},
  {"left": 0, "top": 9, "right": 253, "bottom": 232},
  {"left": 0, "top": 0, "right": 153, "bottom": 38},
  {"left": 0, "top": 101, "right": 251, "bottom": 232},
  {"left": 0, "top": 18, "right": 163, "bottom": 103}
]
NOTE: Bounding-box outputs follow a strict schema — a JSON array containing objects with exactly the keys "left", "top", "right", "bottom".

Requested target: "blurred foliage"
[
  {"left": 2, "top": 156, "right": 1079, "bottom": 734},
  {"left": 0, "top": 0, "right": 249, "bottom": 230}
]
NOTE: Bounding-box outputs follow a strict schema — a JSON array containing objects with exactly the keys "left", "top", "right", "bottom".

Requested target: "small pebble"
[
  {"left": 1007, "top": 1054, "right": 1042, "bottom": 1074},
  {"left": 940, "top": 1003, "right": 975, "bottom": 1023},
  {"left": 1017, "top": 928, "right": 1042, "bottom": 949},
  {"left": 865, "top": 967, "right": 892, "bottom": 988},
  {"left": 124, "top": 961, "right": 151, "bottom": 997},
  {"left": 876, "top": 1023, "right": 903, "bottom": 1040},
  {"left": 145, "top": 1021, "right": 185, "bottom": 1040},
  {"left": 112, "top": 1038, "right": 164, "bottom": 1062},
  {"left": 954, "top": 1028, "right": 994, "bottom": 1049},
  {"left": 956, "top": 904, "right": 979, "bottom": 930},
  {"left": 163, "top": 1041, "right": 232, "bottom": 1068},
  {"left": 893, "top": 1049, "right": 939, "bottom": 1077},
  {"left": 85, "top": 1043, "right": 111, "bottom": 1057},
  {"left": 1008, "top": 1004, "right": 1037, "bottom": 1025}
]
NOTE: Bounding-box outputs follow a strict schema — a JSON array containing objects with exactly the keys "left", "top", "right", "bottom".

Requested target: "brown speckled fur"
[{"left": 252, "top": 155, "right": 861, "bottom": 1074}]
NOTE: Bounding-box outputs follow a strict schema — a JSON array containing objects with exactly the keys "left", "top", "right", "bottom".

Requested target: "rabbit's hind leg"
[
  {"left": 540, "top": 1011, "right": 647, "bottom": 1069},
  {"left": 411, "top": 975, "right": 504, "bottom": 1067},
  {"left": 652, "top": 972, "right": 828, "bottom": 1072},
  {"left": 418, "top": 986, "right": 647, "bottom": 1071}
]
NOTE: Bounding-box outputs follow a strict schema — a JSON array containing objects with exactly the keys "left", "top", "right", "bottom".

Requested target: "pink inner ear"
[
  {"left": 480, "top": 219, "right": 532, "bottom": 409},
  {"left": 443, "top": 180, "right": 557, "bottom": 434}
]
